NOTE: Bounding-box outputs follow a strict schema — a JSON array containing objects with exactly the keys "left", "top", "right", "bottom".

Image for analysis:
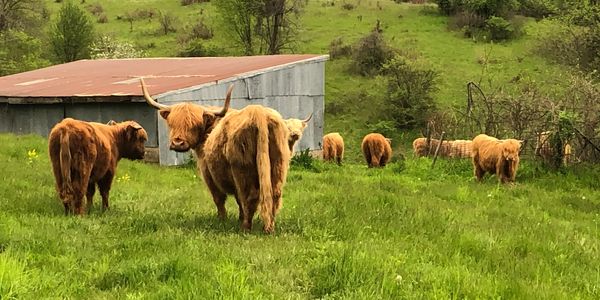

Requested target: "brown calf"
[{"left": 48, "top": 118, "right": 147, "bottom": 215}]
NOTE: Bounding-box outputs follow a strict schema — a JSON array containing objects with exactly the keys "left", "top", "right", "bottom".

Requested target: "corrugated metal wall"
[
  {"left": 155, "top": 60, "right": 326, "bottom": 166},
  {"left": 0, "top": 103, "right": 159, "bottom": 147}
]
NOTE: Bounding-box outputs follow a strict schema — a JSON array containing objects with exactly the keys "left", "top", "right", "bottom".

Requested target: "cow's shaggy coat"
[
  {"left": 48, "top": 118, "right": 147, "bottom": 215},
  {"left": 141, "top": 79, "right": 291, "bottom": 233},
  {"left": 412, "top": 138, "right": 472, "bottom": 158},
  {"left": 361, "top": 133, "right": 392, "bottom": 168},
  {"left": 322, "top": 132, "right": 344, "bottom": 165},
  {"left": 471, "top": 134, "right": 521, "bottom": 183}
]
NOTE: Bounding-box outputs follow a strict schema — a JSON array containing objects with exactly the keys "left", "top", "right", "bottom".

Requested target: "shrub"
[
  {"left": 291, "top": 149, "right": 321, "bottom": 172},
  {"left": 189, "top": 18, "right": 213, "bottom": 40},
  {"left": 382, "top": 55, "right": 438, "bottom": 129},
  {"left": 97, "top": 13, "right": 108, "bottom": 23},
  {"left": 341, "top": 2, "right": 355, "bottom": 10},
  {"left": 519, "top": 0, "right": 557, "bottom": 19},
  {"left": 181, "top": 0, "right": 210, "bottom": 5},
  {"left": 178, "top": 40, "right": 223, "bottom": 57},
  {"left": 90, "top": 35, "right": 145, "bottom": 59},
  {"left": 448, "top": 10, "right": 486, "bottom": 36},
  {"left": 85, "top": 3, "right": 103, "bottom": 16},
  {"left": 158, "top": 11, "right": 178, "bottom": 35},
  {"left": 485, "top": 16, "right": 514, "bottom": 41},
  {"left": 351, "top": 24, "right": 394, "bottom": 76},
  {"left": 328, "top": 37, "right": 352, "bottom": 59}
]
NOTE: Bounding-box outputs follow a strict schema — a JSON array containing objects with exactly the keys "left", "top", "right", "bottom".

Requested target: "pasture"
[{"left": 1, "top": 134, "right": 599, "bottom": 299}]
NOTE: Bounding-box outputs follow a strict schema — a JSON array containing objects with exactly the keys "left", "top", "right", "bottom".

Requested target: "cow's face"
[
  {"left": 502, "top": 140, "right": 521, "bottom": 161},
  {"left": 284, "top": 113, "right": 312, "bottom": 152},
  {"left": 159, "top": 104, "right": 217, "bottom": 152},
  {"left": 119, "top": 121, "right": 148, "bottom": 160},
  {"left": 140, "top": 78, "right": 232, "bottom": 153}
]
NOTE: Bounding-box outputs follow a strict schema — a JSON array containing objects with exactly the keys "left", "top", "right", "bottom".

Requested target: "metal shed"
[{"left": 0, "top": 55, "right": 328, "bottom": 165}]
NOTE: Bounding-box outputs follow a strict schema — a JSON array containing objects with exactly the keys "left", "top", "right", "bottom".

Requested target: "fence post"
[
  {"left": 431, "top": 131, "right": 445, "bottom": 169},
  {"left": 425, "top": 121, "right": 432, "bottom": 157}
]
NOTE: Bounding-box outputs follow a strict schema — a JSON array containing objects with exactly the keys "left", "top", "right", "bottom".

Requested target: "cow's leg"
[
  {"left": 232, "top": 172, "right": 258, "bottom": 232},
  {"left": 364, "top": 147, "right": 372, "bottom": 167},
  {"left": 97, "top": 172, "right": 114, "bottom": 212},
  {"left": 86, "top": 183, "right": 96, "bottom": 212},
  {"left": 473, "top": 155, "right": 484, "bottom": 181},
  {"left": 201, "top": 171, "right": 227, "bottom": 219},
  {"left": 371, "top": 154, "right": 381, "bottom": 168}
]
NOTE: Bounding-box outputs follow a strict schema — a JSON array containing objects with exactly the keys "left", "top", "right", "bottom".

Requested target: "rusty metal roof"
[{"left": 0, "top": 55, "right": 326, "bottom": 99}]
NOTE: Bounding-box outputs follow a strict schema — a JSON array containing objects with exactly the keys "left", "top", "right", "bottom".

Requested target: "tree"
[
  {"left": 0, "top": 29, "right": 50, "bottom": 75},
  {"left": 50, "top": 0, "right": 94, "bottom": 63},
  {"left": 214, "top": 0, "right": 303, "bottom": 55},
  {"left": 0, "top": 0, "right": 47, "bottom": 32}
]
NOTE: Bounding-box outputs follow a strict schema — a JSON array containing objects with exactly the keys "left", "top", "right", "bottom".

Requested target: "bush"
[
  {"left": 485, "top": 16, "right": 514, "bottom": 41},
  {"left": 0, "top": 30, "right": 50, "bottom": 76},
  {"left": 85, "top": 3, "right": 103, "bottom": 16},
  {"left": 178, "top": 40, "right": 223, "bottom": 57},
  {"left": 341, "top": 2, "right": 355, "bottom": 10},
  {"left": 434, "top": 0, "right": 465, "bottom": 15},
  {"left": 351, "top": 24, "right": 394, "bottom": 76},
  {"left": 519, "top": 0, "right": 557, "bottom": 19},
  {"left": 382, "top": 55, "right": 438, "bottom": 129},
  {"left": 181, "top": 0, "right": 210, "bottom": 5},
  {"left": 291, "top": 149, "right": 321, "bottom": 172},
  {"left": 448, "top": 10, "right": 486, "bottom": 36},
  {"left": 97, "top": 13, "right": 108, "bottom": 23},
  {"left": 90, "top": 35, "right": 145, "bottom": 59},
  {"left": 158, "top": 11, "right": 178, "bottom": 35},
  {"left": 328, "top": 37, "right": 352, "bottom": 59}
]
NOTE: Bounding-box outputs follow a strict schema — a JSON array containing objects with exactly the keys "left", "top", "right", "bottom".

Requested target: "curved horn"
[
  {"left": 302, "top": 112, "right": 313, "bottom": 125},
  {"left": 210, "top": 84, "right": 233, "bottom": 117},
  {"left": 140, "top": 78, "right": 169, "bottom": 110}
]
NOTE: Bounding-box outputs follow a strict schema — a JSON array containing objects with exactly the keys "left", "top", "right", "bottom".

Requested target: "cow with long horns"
[{"left": 141, "top": 79, "right": 292, "bottom": 233}]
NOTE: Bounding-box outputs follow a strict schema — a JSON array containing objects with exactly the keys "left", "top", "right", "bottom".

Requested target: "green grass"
[{"left": 1, "top": 133, "right": 599, "bottom": 298}]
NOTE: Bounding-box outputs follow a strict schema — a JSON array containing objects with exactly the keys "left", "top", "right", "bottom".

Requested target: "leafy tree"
[
  {"left": 50, "top": 0, "right": 94, "bottom": 63},
  {"left": 214, "top": 0, "right": 303, "bottom": 55},
  {"left": 0, "top": 29, "right": 50, "bottom": 75},
  {"left": 0, "top": 0, "right": 48, "bottom": 32}
]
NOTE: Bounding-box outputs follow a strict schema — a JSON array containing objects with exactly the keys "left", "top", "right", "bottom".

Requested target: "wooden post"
[
  {"left": 431, "top": 131, "right": 445, "bottom": 169},
  {"left": 425, "top": 122, "right": 432, "bottom": 157}
]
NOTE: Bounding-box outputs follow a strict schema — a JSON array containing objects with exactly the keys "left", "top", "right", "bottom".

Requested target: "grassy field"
[{"left": 1, "top": 134, "right": 599, "bottom": 298}]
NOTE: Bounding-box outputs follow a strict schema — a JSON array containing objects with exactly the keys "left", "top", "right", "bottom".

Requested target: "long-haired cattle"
[
  {"left": 322, "top": 132, "right": 344, "bottom": 165},
  {"left": 471, "top": 134, "right": 522, "bottom": 184},
  {"left": 48, "top": 118, "right": 147, "bottom": 215},
  {"left": 361, "top": 133, "right": 392, "bottom": 167},
  {"left": 412, "top": 138, "right": 472, "bottom": 158},
  {"left": 141, "top": 79, "right": 291, "bottom": 233}
]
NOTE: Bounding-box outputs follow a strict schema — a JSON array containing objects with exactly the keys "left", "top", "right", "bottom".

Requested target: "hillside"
[
  {"left": 1, "top": 134, "right": 599, "bottom": 298},
  {"left": 39, "top": 0, "right": 568, "bottom": 161}
]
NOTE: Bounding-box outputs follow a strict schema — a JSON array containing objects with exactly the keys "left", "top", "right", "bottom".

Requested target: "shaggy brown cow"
[
  {"left": 361, "top": 133, "right": 392, "bottom": 167},
  {"left": 141, "top": 79, "right": 291, "bottom": 233},
  {"left": 48, "top": 118, "right": 147, "bottom": 215},
  {"left": 412, "top": 138, "right": 472, "bottom": 158},
  {"left": 322, "top": 132, "right": 344, "bottom": 165},
  {"left": 471, "top": 134, "right": 522, "bottom": 184}
]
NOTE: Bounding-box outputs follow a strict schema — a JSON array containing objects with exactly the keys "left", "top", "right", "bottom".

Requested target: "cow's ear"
[
  {"left": 203, "top": 113, "right": 217, "bottom": 128},
  {"left": 159, "top": 109, "right": 170, "bottom": 119},
  {"left": 128, "top": 123, "right": 143, "bottom": 131}
]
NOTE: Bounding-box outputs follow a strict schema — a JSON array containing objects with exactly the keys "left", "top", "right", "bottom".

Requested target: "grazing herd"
[{"left": 47, "top": 79, "right": 531, "bottom": 232}]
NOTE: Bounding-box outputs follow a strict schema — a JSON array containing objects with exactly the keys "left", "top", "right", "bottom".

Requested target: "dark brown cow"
[
  {"left": 141, "top": 79, "right": 291, "bottom": 233},
  {"left": 361, "top": 133, "right": 392, "bottom": 167},
  {"left": 48, "top": 118, "right": 148, "bottom": 215}
]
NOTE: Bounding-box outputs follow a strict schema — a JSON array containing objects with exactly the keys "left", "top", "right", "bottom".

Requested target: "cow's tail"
[
  {"left": 59, "top": 131, "right": 73, "bottom": 203},
  {"left": 256, "top": 113, "right": 274, "bottom": 233}
]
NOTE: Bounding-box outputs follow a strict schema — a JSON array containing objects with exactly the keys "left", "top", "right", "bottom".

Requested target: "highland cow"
[
  {"left": 361, "top": 133, "right": 392, "bottom": 167},
  {"left": 141, "top": 78, "right": 291, "bottom": 233},
  {"left": 471, "top": 134, "right": 522, "bottom": 184},
  {"left": 48, "top": 118, "right": 148, "bottom": 215},
  {"left": 322, "top": 132, "right": 344, "bottom": 165},
  {"left": 412, "top": 137, "right": 472, "bottom": 158},
  {"left": 535, "top": 131, "right": 572, "bottom": 166}
]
